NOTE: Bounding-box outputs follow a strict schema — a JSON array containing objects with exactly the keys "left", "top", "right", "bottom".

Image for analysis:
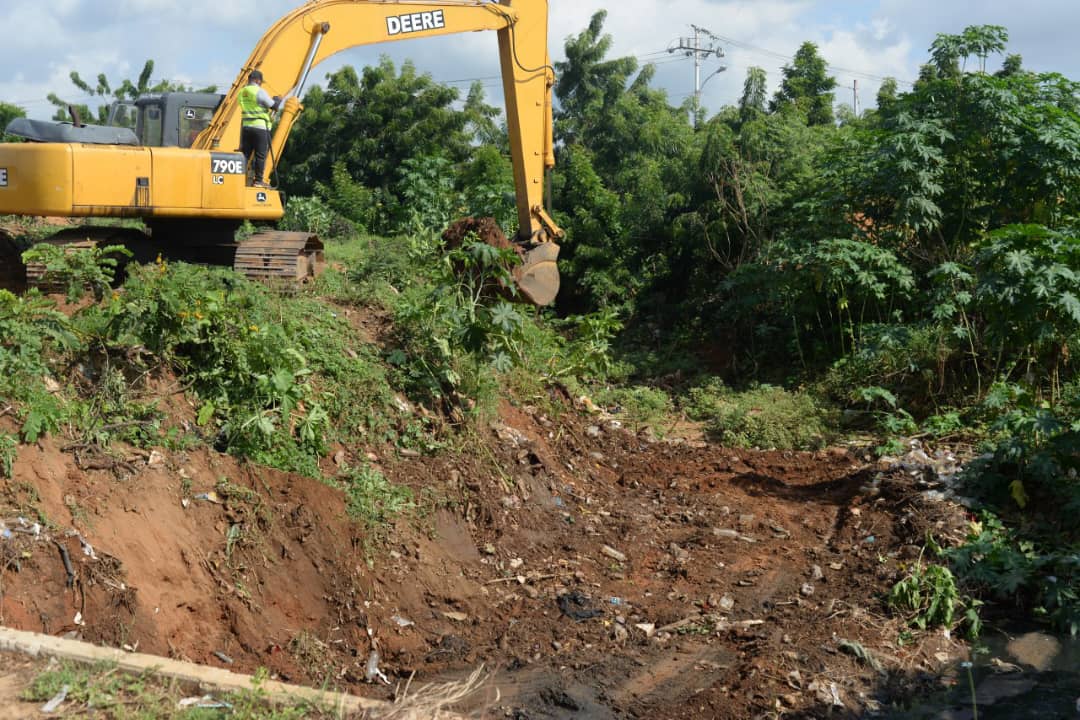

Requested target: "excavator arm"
[{"left": 197, "top": 0, "right": 563, "bottom": 246}]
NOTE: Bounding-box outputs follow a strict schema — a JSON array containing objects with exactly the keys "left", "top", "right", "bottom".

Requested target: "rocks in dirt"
[
  {"left": 492, "top": 422, "right": 530, "bottom": 447},
  {"left": 392, "top": 395, "right": 414, "bottom": 415},
  {"left": 708, "top": 593, "right": 735, "bottom": 612},
  {"left": 800, "top": 583, "right": 815, "bottom": 597},
  {"left": 585, "top": 425, "right": 602, "bottom": 439},
  {"left": 811, "top": 565, "right": 825, "bottom": 581},
  {"left": 808, "top": 679, "right": 844, "bottom": 707},
  {"left": 877, "top": 439, "right": 974, "bottom": 505},
  {"left": 600, "top": 545, "right": 627, "bottom": 563},
  {"left": 669, "top": 543, "right": 689, "bottom": 562},
  {"left": 634, "top": 622, "right": 656, "bottom": 638},
  {"left": 576, "top": 395, "right": 602, "bottom": 414},
  {"left": 442, "top": 611, "right": 469, "bottom": 622}
]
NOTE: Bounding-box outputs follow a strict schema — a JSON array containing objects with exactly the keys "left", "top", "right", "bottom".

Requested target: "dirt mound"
[
  {"left": 442, "top": 217, "right": 519, "bottom": 255},
  {"left": 0, "top": 394, "right": 971, "bottom": 717}
]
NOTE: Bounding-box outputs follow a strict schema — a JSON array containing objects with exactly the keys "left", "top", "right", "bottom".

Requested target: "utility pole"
[
  {"left": 670, "top": 25, "right": 725, "bottom": 127},
  {"left": 852, "top": 79, "right": 859, "bottom": 116}
]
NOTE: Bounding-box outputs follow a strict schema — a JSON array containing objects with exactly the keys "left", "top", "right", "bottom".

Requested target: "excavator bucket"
[{"left": 514, "top": 241, "right": 561, "bottom": 307}]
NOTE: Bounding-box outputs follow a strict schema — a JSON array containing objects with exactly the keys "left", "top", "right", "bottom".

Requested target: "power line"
[
  {"left": 669, "top": 25, "right": 727, "bottom": 126},
  {"left": 711, "top": 32, "right": 915, "bottom": 86}
]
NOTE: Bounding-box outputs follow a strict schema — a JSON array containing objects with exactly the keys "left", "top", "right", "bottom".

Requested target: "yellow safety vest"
[{"left": 239, "top": 84, "right": 272, "bottom": 130}]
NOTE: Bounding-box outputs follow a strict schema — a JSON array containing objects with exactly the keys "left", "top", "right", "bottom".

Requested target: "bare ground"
[{"left": 0, "top": 378, "right": 978, "bottom": 720}]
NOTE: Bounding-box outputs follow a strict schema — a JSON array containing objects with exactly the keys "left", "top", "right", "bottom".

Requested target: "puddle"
[{"left": 883, "top": 630, "right": 1080, "bottom": 719}]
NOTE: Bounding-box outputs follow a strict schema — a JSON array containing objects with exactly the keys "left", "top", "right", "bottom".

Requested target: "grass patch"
[
  {"left": 686, "top": 380, "right": 835, "bottom": 450},
  {"left": 342, "top": 463, "right": 414, "bottom": 528},
  {"left": 23, "top": 661, "right": 336, "bottom": 719}
]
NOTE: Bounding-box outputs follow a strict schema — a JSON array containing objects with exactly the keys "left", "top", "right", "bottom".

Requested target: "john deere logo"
[{"left": 386, "top": 10, "right": 445, "bottom": 36}]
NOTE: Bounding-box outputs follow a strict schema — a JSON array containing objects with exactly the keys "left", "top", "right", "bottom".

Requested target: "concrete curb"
[{"left": 0, "top": 625, "right": 388, "bottom": 716}]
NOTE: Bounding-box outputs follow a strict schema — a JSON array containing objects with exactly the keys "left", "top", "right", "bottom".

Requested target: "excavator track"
[
  {"left": 6, "top": 222, "right": 324, "bottom": 295},
  {"left": 22, "top": 227, "right": 150, "bottom": 294},
  {"left": 234, "top": 231, "right": 325, "bottom": 283},
  {"left": 0, "top": 229, "right": 26, "bottom": 294}
]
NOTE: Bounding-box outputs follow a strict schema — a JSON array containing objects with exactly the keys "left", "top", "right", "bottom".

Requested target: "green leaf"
[{"left": 197, "top": 402, "right": 216, "bottom": 427}]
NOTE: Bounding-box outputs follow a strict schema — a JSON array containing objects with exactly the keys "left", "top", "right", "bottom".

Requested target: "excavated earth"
[{"left": 0, "top": 385, "right": 973, "bottom": 719}]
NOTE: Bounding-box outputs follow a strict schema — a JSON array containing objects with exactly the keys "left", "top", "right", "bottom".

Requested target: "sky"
[{"left": 3, "top": 1, "right": 1078, "bottom": 121}]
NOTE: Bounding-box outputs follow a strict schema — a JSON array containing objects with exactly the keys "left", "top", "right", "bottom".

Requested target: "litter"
[
  {"left": 391, "top": 615, "right": 414, "bottom": 628},
  {"left": 41, "top": 684, "right": 69, "bottom": 713},
  {"left": 365, "top": 650, "right": 390, "bottom": 684},
  {"left": 178, "top": 695, "right": 233, "bottom": 709},
  {"left": 195, "top": 491, "right": 223, "bottom": 504},
  {"left": 76, "top": 533, "right": 97, "bottom": 560},
  {"left": 212, "top": 651, "right": 234, "bottom": 664},
  {"left": 558, "top": 591, "right": 602, "bottom": 622},
  {"left": 53, "top": 541, "right": 75, "bottom": 588}
]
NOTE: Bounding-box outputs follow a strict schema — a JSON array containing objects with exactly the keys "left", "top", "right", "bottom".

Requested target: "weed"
[
  {"left": 686, "top": 379, "right": 835, "bottom": 450},
  {"left": 887, "top": 557, "right": 961, "bottom": 632},
  {"left": 21, "top": 242, "right": 131, "bottom": 301},
  {"left": 0, "top": 432, "right": 15, "bottom": 478},
  {"left": 342, "top": 463, "right": 414, "bottom": 529},
  {"left": 23, "top": 661, "right": 333, "bottom": 719},
  {"left": 949, "top": 512, "right": 1079, "bottom": 636},
  {"left": 287, "top": 631, "right": 336, "bottom": 686},
  {"left": 594, "top": 385, "right": 674, "bottom": 433}
]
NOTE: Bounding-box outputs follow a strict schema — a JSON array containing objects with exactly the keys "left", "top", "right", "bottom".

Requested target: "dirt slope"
[{"left": 0, "top": 396, "right": 969, "bottom": 718}]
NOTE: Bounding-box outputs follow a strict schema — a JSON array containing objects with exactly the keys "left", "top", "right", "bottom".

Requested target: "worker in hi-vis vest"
[{"left": 238, "top": 69, "right": 280, "bottom": 187}]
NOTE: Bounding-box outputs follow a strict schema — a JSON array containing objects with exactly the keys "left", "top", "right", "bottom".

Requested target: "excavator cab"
[{"left": 121, "top": 94, "right": 224, "bottom": 149}]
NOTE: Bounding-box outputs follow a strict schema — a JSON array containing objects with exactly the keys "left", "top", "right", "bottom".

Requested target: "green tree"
[
  {"left": 554, "top": 11, "right": 638, "bottom": 149},
  {"left": 738, "top": 67, "right": 768, "bottom": 124},
  {"left": 279, "top": 59, "right": 473, "bottom": 198},
  {"left": 48, "top": 59, "right": 217, "bottom": 124},
  {"left": 0, "top": 102, "right": 25, "bottom": 138},
  {"left": 771, "top": 41, "right": 837, "bottom": 126},
  {"left": 875, "top": 77, "right": 898, "bottom": 114},
  {"left": 551, "top": 12, "right": 697, "bottom": 311}
]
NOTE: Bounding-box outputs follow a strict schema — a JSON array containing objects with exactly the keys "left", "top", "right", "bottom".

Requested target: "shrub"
[
  {"left": 686, "top": 380, "right": 835, "bottom": 449},
  {"left": 594, "top": 385, "right": 673, "bottom": 432}
]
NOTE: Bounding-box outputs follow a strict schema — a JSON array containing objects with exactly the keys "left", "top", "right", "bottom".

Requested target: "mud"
[{"left": 0, "top": 384, "right": 974, "bottom": 718}]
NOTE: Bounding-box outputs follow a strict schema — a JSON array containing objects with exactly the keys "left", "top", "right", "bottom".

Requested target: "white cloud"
[{"left": 0, "top": 1, "right": 1077, "bottom": 120}]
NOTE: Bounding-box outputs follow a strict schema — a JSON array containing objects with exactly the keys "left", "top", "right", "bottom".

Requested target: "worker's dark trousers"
[{"left": 241, "top": 126, "right": 271, "bottom": 185}]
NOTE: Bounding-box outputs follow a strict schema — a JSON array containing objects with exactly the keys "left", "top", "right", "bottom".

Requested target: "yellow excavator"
[{"left": 0, "top": 0, "right": 563, "bottom": 305}]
